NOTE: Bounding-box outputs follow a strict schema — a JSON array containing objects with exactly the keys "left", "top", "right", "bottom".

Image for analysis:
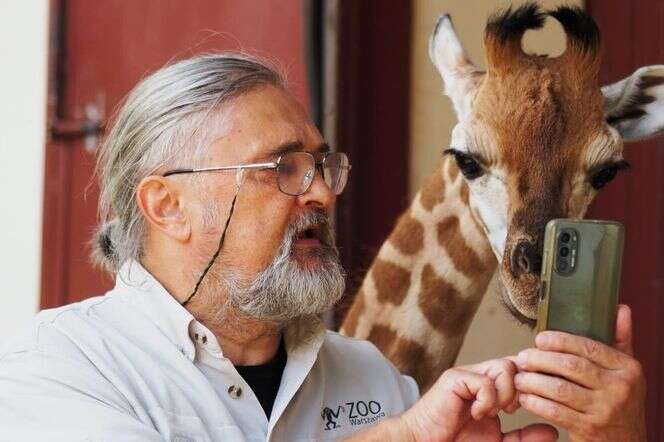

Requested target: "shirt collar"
[
  {"left": 113, "top": 260, "right": 327, "bottom": 365},
  {"left": 115, "top": 260, "right": 197, "bottom": 361}
]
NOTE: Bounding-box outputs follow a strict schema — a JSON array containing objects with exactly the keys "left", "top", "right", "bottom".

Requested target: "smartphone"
[{"left": 536, "top": 219, "right": 624, "bottom": 344}]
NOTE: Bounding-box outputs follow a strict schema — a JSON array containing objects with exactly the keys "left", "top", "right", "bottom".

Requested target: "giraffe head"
[{"left": 430, "top": 3, "right": 664, "bottom": 325}]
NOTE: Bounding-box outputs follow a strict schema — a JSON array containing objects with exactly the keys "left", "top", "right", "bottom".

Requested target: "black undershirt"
[{"left": 235, "top": 338, "right": 287, "bottom": 420}]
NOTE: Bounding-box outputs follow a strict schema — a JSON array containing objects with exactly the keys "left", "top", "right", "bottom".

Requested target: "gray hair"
[{"left": 91, "top": 53, "right": 284, "bottom": 274}]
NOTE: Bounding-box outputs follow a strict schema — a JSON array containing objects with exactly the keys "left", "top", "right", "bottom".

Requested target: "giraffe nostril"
[{"left": 511, "top": 241, "right": 542, "bottom": 276}]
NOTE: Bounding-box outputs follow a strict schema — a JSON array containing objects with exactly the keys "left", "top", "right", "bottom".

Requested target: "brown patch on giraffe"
[
  {"left": 459, "top": 181, "right": 470, "bottom": 206},
  {"left": 447, "top": 156, "right": 459, "bottom": 182},
  {"left": 390, "top": 337, "right": 436, "bottom": 391},
  {"left": 419, "top": 166, "right": 445, "bottom": 211},
  {"left": 390, "top": 211, "right": 424, "bottom": 255},
  {"left": 341, "top": 288, "right": 365, "bottom": 336},
  {"left": 373, "top": 259, "right": 411, "bottom": 306},
  {"left": 367, "top": 323, "right": 398, "bottom": 350},
  {"left": 418, "top": 264, "right": 477, "bottom": 337},
  {"left": 368, "top": 324, "right": 435, "bottom": 391},
  {"left": 437, "top": 216, "right": 487, "bottom": 275}
]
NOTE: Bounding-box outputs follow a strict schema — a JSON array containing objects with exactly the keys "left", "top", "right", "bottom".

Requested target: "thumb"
[
  {"left": 503, "top": 423, "right": 558, "bottom": 441},
  {"left": 614, "top": 304, "right": 634, "bottom": 356}
]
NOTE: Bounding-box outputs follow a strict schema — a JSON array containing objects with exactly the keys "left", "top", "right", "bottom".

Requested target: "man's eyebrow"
[
  {"left": 267, "top": 141, "right": 304, "bottom": 158},
  {"left": 264, "top": 141, "right": 331, "bottom": 159},
  {"left": 317, "top": 143, "right": 331, "bottom": 154}
]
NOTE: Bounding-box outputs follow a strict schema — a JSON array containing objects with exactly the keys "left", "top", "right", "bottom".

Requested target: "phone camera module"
[
  {"left": 559, "top": 247, "right": 570, "bottom": 257},
  {"left": 560, "top": 232, "right": 571, "bottom": 243}
]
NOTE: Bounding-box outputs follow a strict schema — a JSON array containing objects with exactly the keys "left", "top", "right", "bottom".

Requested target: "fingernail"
[
  {"left": 535, "top": 332, "right": 549, "bottom": 347},
  {"left": 517, "top": 351, "right": 527, "bottom": 367},
  {"left": 514, "top": 373, "right": 523, "bottom": 385}
]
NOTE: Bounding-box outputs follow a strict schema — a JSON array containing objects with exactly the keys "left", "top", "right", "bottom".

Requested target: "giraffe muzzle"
[{"left": 510, "top": 240, "right": 542, "bottom": 277}]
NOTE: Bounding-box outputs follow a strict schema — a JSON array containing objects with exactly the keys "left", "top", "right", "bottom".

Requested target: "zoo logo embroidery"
[{"left": 321, "top": 400, "right": 385, "bottom": 431}]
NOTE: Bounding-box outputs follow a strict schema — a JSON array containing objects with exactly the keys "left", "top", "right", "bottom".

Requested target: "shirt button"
[{"left": 227, "top": 385, "right": 242, "bottom": 399}]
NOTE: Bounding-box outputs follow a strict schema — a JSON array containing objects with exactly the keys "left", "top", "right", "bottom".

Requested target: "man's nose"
[{"left": 297, "top": 170, "right": 336, "bottom": 209}]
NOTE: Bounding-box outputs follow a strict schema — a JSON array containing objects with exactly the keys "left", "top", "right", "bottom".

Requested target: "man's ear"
[
  {"left": 136, "top": 176, "right": 191, "bottom": 242},
  {"left": 602, "top": 65, "right": 664, "bottom": 141},
  {"left": 429, "top": 14, "right": 484, "bottom": 120}
]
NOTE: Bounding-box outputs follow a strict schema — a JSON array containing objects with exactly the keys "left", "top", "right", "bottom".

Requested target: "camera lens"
[
  {"left": 559, "top": 247, "right": 569, "bottom": 257},
  {"left": 557, "top": 260, "right": 568, "bottom": 272},
  {"left": 560, "top": 232, "right": 571, "bottom": 243}
]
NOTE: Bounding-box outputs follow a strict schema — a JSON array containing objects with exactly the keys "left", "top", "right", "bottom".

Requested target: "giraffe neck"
[{"left": 340, "top": 156, "right": 498, "bottom": 391}]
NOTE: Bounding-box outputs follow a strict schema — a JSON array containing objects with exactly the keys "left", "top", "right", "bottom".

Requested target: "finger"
[
  {"left": 493, "top": 370, "right": 516, "bottom": 412},
  {"left": 535, "top": 329, "right": 626, "bottom": 370},
  {"left": 504, "top": 355, "right": 522, "bottom": 369},
  {"left": 504, "top": 392, "right": 520, "bottom": 414},
  {"left": 517, "top": 349, "right": 602, "bottom": 389},
  {"left": 464, "top": 358, "right": 514, "bottom": 377},
  {"left": 514, "top": 372, "right": 593, "bottom": 412},
  {"left": 502, "top": 423, "right": 558, "bottom": 442},
  {"left": 470, "top": 375, "right": 498, "bottom": 420},
  {"left": 456, "top": 417, "right": 501, "bottom": 442},
  {"left": 462, "top": 359, "right": 517, "bottom": 414},
  {"left": 519, "top": 393, "right": 585, "bottom": 431},
  {"left": 614, "top": 304, "right": 634, "bottom": 356},
  {"left": 485, "top": 360, "right": 517, "bottom": 410},
  {"left": 440, "top": 369, "right": 499, "bottom": 421}
]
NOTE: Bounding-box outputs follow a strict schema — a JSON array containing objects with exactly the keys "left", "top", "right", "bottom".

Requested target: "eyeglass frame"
[{"left": 161, "top": 151, "right": 351, "bottom": 196}]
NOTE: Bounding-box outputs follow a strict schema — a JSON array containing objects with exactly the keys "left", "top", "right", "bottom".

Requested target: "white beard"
[{"left": 216, "top": 209, "right": 346, "bottom": 323}]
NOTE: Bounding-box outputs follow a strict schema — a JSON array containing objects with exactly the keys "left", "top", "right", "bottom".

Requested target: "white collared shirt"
[{"left": 0, "top": 261, "right": 419, "bottom": 441}]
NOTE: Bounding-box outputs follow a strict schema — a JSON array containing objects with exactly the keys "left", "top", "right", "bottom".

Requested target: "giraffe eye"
[
  {"left": 444, "top": 149, "right": 484, "bottom": 180},
  {"left": 589, "top": 160, "right": 630, "bottom": 190}
]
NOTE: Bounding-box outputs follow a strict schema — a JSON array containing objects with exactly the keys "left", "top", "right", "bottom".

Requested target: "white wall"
[{"left": 0, "top": 0, "right": 49, "bottom": 341}]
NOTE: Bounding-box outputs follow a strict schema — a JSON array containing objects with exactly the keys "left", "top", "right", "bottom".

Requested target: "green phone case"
[{"left": 537, "top": 219, "right": 624, "bottom": 344}]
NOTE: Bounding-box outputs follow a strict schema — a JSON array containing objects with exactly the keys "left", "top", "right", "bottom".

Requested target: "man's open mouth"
[{"left": 294, "top": 225, "right": 324, "bottom": 246}]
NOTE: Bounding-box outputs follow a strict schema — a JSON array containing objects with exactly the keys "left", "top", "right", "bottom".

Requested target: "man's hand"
[
  {"left": 400, "top": 359, "right": 558, "bottom": 442},
  {"left": 514, "top": 304, "right": 646, "bottom": 442}
]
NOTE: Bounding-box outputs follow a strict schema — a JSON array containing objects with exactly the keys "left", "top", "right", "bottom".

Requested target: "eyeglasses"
[{"left": 162, "top": 151, "right": 351, "bottom": 196}]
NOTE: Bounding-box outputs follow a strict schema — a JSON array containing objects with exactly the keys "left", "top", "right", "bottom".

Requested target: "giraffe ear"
[
  {"left": 603, "top": 65, "right": 664, "bottom": 141},
  {"left": 429, "top": 14, "right": 484, "bottom": 120}
]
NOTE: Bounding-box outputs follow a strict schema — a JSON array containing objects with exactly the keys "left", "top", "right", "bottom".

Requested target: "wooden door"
[
  {"left": 41, "top": 0, "right": 309, "bottom": 308},
  {"left": 586, "top": 1, "right": 664, "bottom": 439},
  {"left": 333, "top": 0, "right": 413, "bottom": 322}
]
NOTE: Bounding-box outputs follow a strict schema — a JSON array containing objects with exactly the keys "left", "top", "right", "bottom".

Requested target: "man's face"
[{"left": 186, "top": 85, "right": 344, "bottom": 321}]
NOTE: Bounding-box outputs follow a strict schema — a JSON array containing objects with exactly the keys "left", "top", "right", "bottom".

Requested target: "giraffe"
[{"left": 340, "top": 3, "right": 664, "bottom": 392}]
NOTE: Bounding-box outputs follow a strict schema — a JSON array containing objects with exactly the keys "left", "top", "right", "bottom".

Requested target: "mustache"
[{"left": 284, "top": 208, "right": 336, "bottom": 250}]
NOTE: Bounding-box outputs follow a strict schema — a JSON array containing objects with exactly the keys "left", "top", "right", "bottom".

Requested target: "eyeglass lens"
[
  {"left": 323, "top": 152, "right": 349, "bottom": 195},
  {"left": 276, "top": 152, "right": 349, "bottom": 196}
]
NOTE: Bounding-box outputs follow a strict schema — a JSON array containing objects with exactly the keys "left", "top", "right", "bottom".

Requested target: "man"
[{"left": 0, "top": 54, "right": 645, "bottom": 441}]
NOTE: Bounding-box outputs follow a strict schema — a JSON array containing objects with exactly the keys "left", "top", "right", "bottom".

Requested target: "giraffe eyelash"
[
  {"left": 443, "top": 148, "right": 486, "bottom": 180},
  {"left": 587, "top": 159, "right": 630, "bottom": 190}
]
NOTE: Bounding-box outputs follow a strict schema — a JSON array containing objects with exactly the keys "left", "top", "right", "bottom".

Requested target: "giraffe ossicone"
[{"left": 340, "top": 2, "right": 664, "bottom": 392}]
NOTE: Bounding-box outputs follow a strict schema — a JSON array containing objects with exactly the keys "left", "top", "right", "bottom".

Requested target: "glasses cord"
[{"left": 181, "top": 171, "right": 243, "bottom": 306}]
